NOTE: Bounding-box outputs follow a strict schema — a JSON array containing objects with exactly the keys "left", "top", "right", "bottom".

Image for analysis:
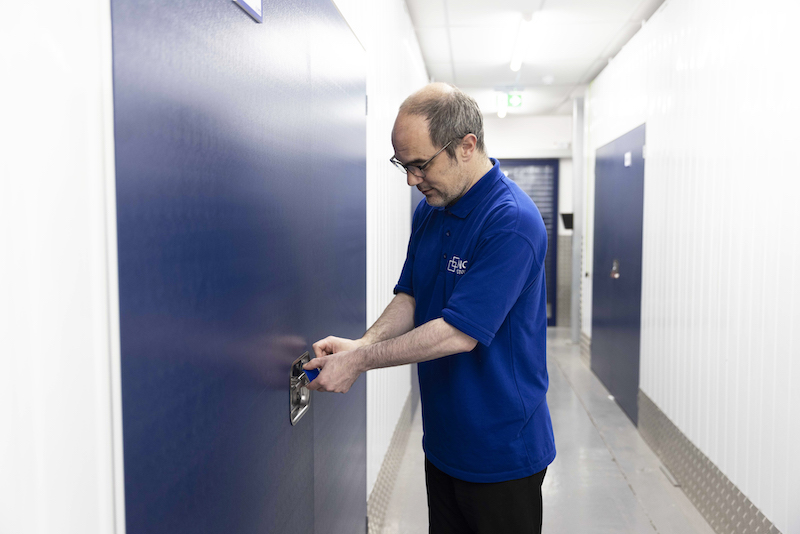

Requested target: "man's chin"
[{"left": 424, "top": 194, "right": 446, "bottom": 207}]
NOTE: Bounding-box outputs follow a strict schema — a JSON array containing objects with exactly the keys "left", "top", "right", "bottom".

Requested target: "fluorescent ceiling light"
[{"left": 509, "top": 12, "right": 534, "bottom": 72}]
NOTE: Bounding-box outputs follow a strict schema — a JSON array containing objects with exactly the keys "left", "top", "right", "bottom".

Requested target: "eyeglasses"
[{"left": 389, "top": 139, "right": 454, "bottom": 178}]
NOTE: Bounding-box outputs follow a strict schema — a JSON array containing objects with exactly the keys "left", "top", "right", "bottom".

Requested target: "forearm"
[
  {"left": 305, "top": 315, "right": 477, "bottom": 394},
  {"left": 356, "top": 318, "right": 477, "bottom": 372},
  {"left": 361, "top": 292, "right": 416, "bottom": 345}
]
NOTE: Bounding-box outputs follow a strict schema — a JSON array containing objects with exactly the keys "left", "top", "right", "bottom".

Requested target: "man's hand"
[
  {"left": 303, "top": 350, "right": 364, "bottom": 393},
  {"left": 303, "top": 336, "right": 368, "bottom": 393},
  {"left": 311, "top": 335, "right": 366, "bottom": 358}
]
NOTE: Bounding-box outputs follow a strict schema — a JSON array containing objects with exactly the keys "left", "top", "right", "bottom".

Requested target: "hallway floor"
[{"left": 381, "top": 328, "right": 716, "bottom": 534}]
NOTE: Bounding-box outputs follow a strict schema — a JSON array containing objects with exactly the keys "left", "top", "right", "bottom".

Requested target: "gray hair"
[{"left": 399, "top": 84, "right": 486, "bottom": 160}]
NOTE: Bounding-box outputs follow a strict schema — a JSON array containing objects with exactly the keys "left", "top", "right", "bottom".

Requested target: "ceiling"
[{"left": 405, "top": 0, "right": 666, "bottom": 116}]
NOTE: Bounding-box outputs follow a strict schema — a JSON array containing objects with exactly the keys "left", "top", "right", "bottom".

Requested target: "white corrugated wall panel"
[
  {"left": 0, "top": 1, "right": 123, "bottom": 533},
  {"left": 583, "top": 0, "right": 800, "bottom": 531},
  {"left": 332, "top": 0, "right": 429, "bottom": 498}
]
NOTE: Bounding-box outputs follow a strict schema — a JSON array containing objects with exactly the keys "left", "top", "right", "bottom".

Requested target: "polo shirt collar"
[{"left": 444, "top": 158, "right": 502, "bottom": 219}]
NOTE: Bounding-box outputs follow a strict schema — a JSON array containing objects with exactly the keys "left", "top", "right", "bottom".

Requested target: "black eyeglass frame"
[{"left": 389, "top": 139, "right": 454, "bottom": 178}]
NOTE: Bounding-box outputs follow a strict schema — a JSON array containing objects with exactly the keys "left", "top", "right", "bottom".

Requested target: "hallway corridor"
[{"left": 382, "top": 328, "right": 716, "bottom": 534}]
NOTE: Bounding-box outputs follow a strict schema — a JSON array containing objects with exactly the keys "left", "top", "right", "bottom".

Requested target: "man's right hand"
[{"left": 312, "top": 336, "right": 367, "bottom": 358}]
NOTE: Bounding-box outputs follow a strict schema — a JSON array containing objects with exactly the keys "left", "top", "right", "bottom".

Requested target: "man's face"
[{"left": 391, "top": 113, "right": 468, "bottom": 207}]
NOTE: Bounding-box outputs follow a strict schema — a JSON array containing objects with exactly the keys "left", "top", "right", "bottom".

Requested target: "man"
[{"left": 304, "top": 83, "right": 555, "bottom": 533}]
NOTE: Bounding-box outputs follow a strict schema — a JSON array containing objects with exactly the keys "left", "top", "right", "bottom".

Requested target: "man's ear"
[{"left": 459, "top": 133, "right": 478, "bottom": 162}]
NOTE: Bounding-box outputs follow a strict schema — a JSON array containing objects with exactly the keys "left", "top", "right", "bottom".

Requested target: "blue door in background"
[
  {"left": 591, "top": 124, "right": 646, "bottom": 425},
  {"left": 111, "top": 1, "right": 366, "bottom": 532}
]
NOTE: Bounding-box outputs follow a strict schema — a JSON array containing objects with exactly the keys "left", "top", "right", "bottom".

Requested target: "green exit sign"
[{"left": 508, "top": 93, "right": 523, "bottom": 107}]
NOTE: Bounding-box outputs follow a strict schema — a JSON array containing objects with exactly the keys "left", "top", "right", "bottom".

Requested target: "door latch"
[
  {"left": 290, "top": 352, "right": 317, "bottom": 425},
  {"left": 610, "top": 259, "right": 621, "bottom": 279}
]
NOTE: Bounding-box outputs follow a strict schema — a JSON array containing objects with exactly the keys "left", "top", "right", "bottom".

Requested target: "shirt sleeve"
[
  {"left": 441, "top": 231, "right": 541, "bottom": 346},
  {"left": 394, "top": 200, "right": 426, "bottom": 297},
  {"left": 393, "top": 232, "right": 414, "bottom": 297}
]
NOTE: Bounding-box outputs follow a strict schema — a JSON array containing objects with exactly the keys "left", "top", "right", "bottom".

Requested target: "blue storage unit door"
[
  {"left": 111, "top": 0, "right": 367, "bottom": 532},
  {"left": 590, "top": 124, "right": 646, "bottom": 425}
]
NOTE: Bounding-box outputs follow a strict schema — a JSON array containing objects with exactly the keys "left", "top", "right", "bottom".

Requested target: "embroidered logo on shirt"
[{"left": 447, "top": 256, "right": 469, "bottom": 275}]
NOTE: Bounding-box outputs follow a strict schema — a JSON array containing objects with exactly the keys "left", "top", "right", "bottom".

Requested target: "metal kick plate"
[{"left": 290, "top": 352, "right": 312, "bottom": 425}]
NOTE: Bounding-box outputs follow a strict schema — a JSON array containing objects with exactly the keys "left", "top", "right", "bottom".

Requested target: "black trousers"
[{"left": 425, "top": 458, "right": 547, "bottom": 534}]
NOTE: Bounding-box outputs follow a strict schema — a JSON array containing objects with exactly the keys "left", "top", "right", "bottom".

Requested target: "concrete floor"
[{"left": 381, "top": 328, "right": 717, "bottom": 534}]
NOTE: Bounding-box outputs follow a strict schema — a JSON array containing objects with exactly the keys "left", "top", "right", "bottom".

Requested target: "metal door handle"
[
  {"left": 610, "top": 259, "right": 621, "bottom": 279},
  {"left": 290, "top": 352, "right": 313, "bottom": 425}
]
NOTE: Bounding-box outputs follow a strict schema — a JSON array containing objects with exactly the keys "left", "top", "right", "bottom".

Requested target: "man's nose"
[{"left": 407, "top": 172, "right": 422, "bottom": 187}]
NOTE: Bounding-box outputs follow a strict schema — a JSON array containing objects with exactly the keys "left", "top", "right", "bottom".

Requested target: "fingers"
[
  {"left": 312, "top": 335, "right": 361, "bottom": 358},
  {"left": 307, "top": 378, "right": 348, "bottom": 394},
  {"left": 301, "top": 352, "right": 358, "bottom": 394},
  {"left": 312, "top": 336, "right": 336, "bottom": 358},
  {"left": 304, "top": 359, "right": 322, "bottom": 391},
  {"left": 303, "top": 358, "right": 323, "bottom": 370}
]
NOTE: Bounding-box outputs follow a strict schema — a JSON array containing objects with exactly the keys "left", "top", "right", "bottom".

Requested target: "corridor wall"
[
  {"left": 483, "top": 115, "right": 573, "bottom": 160},
  {"left": 582, "top": 0, "right": 800, "bottom": 532},
  {"left": 332, "top": 0, "right": 429, "bottom": 499},
  {"left": 0, "top": 2, "right": 122, "bottom": 533}
]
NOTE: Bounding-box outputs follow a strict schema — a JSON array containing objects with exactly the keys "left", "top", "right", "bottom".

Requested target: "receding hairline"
[
  {"left": 399, "top": 82, "right": 458, "bottom": 113},
  {"left": 396, "top": 82, "right": 487, "bottom": 158}
]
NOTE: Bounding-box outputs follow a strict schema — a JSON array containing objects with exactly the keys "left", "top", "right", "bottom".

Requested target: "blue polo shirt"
[{"left": 394, "top": 158, "right": 555, "bottom": 483}]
